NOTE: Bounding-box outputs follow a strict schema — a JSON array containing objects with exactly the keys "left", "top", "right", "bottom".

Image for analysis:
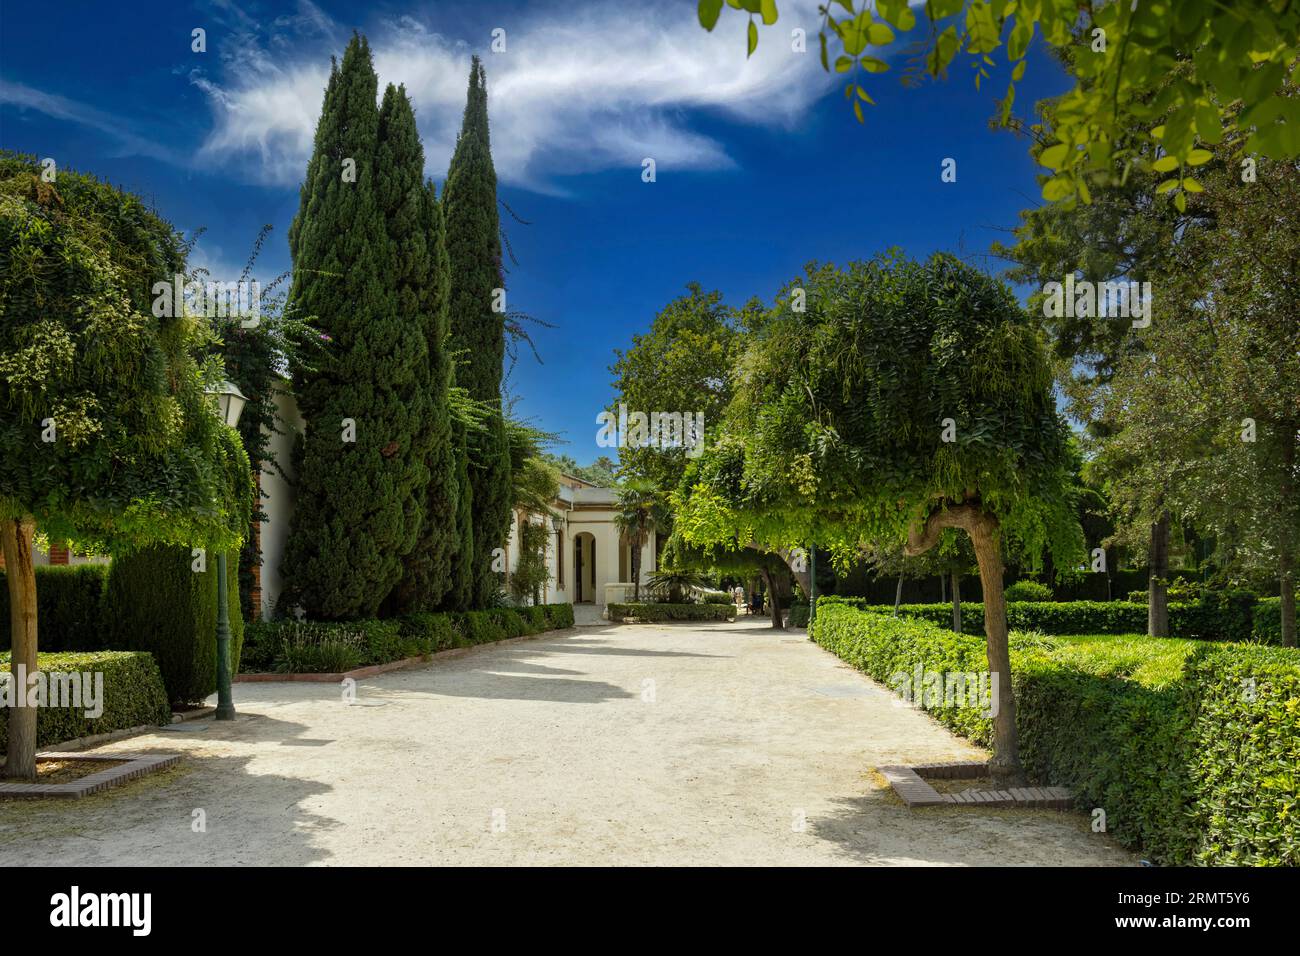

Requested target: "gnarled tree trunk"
[
  {"left": 906, "top": 502, "right": 1023, "bottom": 787},
  {"left": 2, "top": 516, "right": 38, "bottom": 781},
  {"left": 761, "top": 567, "right": 784, "bottom": 629}
]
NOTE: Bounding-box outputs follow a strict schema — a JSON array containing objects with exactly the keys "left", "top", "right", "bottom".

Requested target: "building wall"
[{"left": 258, "top": 383, "right": 304, "bottom": 620}]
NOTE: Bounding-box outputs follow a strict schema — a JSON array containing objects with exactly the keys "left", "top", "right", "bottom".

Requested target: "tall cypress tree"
[
  {"left": 281, "top": 35, "right": 429, "bottom": 619},
  {"left": 444, "top": 56, "right": 513, "bottom": 607},
  {"left": 378, "top": 85, "right": 460, "bottom": 613}
]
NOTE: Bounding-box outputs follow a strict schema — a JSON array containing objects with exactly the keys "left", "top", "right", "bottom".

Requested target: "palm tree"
[{"left": 613, "top": 481, "right": 668, "bottom": 602}]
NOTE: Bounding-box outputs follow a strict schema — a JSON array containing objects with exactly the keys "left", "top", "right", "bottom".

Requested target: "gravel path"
[{"left": 0, "top": 619, "right": 1133, "bottom": 866}]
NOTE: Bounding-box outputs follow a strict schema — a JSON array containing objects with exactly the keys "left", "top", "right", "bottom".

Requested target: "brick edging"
[
  {"left": 0, "top": 751, "right": 181, "bottom": 800},
  {"left": 880, "top": 762, "right": 1074, "bottom": 810}
]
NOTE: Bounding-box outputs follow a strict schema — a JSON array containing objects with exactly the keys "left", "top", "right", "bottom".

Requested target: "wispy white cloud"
[
  {"left": 192, "top": 0, "right": 840, "bottom": 192},
  {"left": 0, "top": 79, "right": 185, "bottom": 166}
]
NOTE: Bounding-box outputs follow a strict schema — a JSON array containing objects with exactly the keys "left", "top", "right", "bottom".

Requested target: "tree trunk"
[
  {"left": 1279, "top": 435, "right": 1297, "bottom": 648},
  {"left": 951, "top": 571, "right": 963, "bottom": 634},
  {"left": 2, "top": 516, "right": 38, "bottom": 781},
  {"left": 1148, "top": 510, "right": 1170, "bottom": 638},
  {"left": 905, "top": 503, "right": 1022, "bottom": 786},
  {"left": 631, "top": 532, "right": 641, "bottom": 603},
  {"left": 761, "top": 568, "right": 784, "bottom": 629},
  {"left": 966, "top": 516, "right": 1022, "bottom": 787},
  {"left": 893, "top": 573, "right": 904, "bottom": 616}
]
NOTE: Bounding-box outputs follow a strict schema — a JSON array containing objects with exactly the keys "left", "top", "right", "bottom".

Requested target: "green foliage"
[
  {"left": 0, "top": 151, "right": 251, "bottom": 554},
  {"left": 106, "top": 545, "right": 243, "bottom": 705},
  {"left": 0, "top": 650, "right": 171, "bottom": 753},
  {"left": 700, "top": 2, "right": 1300, "bottom": 206},
  {"left": 1004, "top": 580, "right": 1052, "bottom": 602},
  {"left": 207, "top": 225, "right": 323, "bottom": 620},
  {"left": 444, "top": 56, "right": 513, "bottom": 608},
  {"left": 543, "top": 454, "right": 618, "bottom": 487},
  {"left": 811, "top": 602, "right": 1300, "bottom": 864},
  {"left": 608, "top": 602, "right": 736, "bottom": 622},
  {"left": 0, "top": 564, "right": 109, "bottom": 652},
  {"left": 545, "top": 603, "right": 575, "bottom": 629},
  {"left": 241, "top": 619, "right": 402, "bottom": 673},
  {"left": 1185, "top": 645, "right": 1300, "bottom": 865},
  {"left": 280, "top": 35, "right": 431, "bottom": 619},
  {"left": 380, "top": 86, "right": 461, "bottom": 616},
  {"left": 676, "top": 252, "right": 1080, "bottom": 571},
  {"left": 609, "top": 282, "right": 741, "bottom": 489},
  {"left": 816, "top": 595, "right": 1269, "bottom": 643},
  {"left": 510, "top": 519, "right": 551, "bottom": 605},
  {"left": 645, "top": 568, "right": 712, "bottom": 604}
]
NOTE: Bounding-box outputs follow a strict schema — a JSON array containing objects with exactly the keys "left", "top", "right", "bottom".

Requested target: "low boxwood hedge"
[
  {"left": 815, "top": 594, "right": 1274, "bottom": 643},
  {"left": 0, "top": 650, "right": 171, "bottom": 754},
  {"left": 608, "top": 603, "right": 736, "bottom": 622},
  {"left": 811, "top": 602, "right": 1300, "bottom": 865},
  {"left": 0, "top": 564, "right": 111, "bottom": 652},
  {"left": 240, "top": 603, "right": 577, "bottom": 673}
]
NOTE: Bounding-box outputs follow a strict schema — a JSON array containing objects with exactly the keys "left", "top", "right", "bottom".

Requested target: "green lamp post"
[{"left": 206, "top": 381, "right": 248, "bottom": 721}]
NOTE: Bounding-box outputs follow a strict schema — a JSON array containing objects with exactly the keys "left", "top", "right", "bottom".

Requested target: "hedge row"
[
  {"left": 811, "top": 603, "right": 1300, "bottom": 865},
  {"left": 814, "top": 595, "right": 1279, "bottom": 643},
  {"left": 607, "top": 603, "right": 736, "bottom": 623},
  {"left": 241, "top": 603, "right": 576, "bottom": 673},
  {"left": 0, "top": 564, "right": 111, "bottom": 652},
  {"left": 0, "top": 651, "right": 172, "bottom": 755},
  {"left": 107, "top": 545, "right": 243, "bottom": 706}
]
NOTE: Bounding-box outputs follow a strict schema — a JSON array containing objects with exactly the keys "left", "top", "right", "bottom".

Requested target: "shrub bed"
[
  {"left": 811, "top": 602, "right": 1300, "bottom": 865},
  {"left": 240, "top": 604, "right": 576, "bottom": 673},
  {"left": 608, "top": 603, "right": 736, "bottom": 622},
  {"left": 0, "top": 650, "right": 171, "bottom": 754},
  {"left": 815, "top": 595, "right": 1271, "bottom": 642},
  {"left": 0, "top": 564, "right": 111, "bottom": 652}
]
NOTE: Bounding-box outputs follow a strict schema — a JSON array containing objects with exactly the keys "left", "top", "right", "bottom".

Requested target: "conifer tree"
[
  {"left": 443, "top": 56, "right": 512, "bottom": 607},
  {"left": 281, "top": 35, "right": 428, "bottom": 619},
  {"left": 377, "top": 84, "right": 461, "bottom": 613}
]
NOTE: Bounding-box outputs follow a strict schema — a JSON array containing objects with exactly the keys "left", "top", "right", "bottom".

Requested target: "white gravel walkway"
[{"left": 0, "top": 619, "right": 1133, "bottom": 866}]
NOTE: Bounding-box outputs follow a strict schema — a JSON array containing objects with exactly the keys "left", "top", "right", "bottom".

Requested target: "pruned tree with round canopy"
[
  {"left": 674, "top": 251, "right": 1081, "bottom": 785},
  {"left": 0, "top": 152, "right": 253, "bottom": 780}
]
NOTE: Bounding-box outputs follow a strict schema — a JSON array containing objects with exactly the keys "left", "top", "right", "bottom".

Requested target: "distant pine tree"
[
  {"left": 444, "top": 56, "right": 513, "bottom": 608},
  {"left": 377, "top": 84, "right": 461, "bottom": 614},
  {"left": 281, "top": 35, "right": 429, "bottom": 619}
]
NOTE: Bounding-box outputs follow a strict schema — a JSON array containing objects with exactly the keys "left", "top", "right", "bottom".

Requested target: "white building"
[{"left": 256, "top": 384, "right": 658, "bottom": 620}]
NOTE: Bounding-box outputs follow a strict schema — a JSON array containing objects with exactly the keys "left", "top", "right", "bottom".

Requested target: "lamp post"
[
  {"left": 809, "top": 545, "right": 817, "bottom": 638},
  {"left": 205, "top": 381, "right": 247, "bottom": 721}
]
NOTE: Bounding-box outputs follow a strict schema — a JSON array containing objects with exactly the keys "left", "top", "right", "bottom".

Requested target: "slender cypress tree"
[
  {"left": 443, "top": 56, "right": 512, "bottom": 607},
  {"left": 378, "top": 85, "right": 461, "bottom": 613},
  {"left": 281, "top": 35, "right": 428, "bottom": 619}
]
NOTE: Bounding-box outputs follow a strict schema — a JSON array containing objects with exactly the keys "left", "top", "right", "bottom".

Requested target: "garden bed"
[
  {"left": 607, "top": 603, "right": 736, "bottom": 623},
  {"left": 812, "top": 603, "right": 1300, "bottom": 865}
]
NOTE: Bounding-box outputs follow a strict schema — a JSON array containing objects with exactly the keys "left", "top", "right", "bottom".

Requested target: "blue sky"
[{"left": 1, "top": 0, "right": 1070, "bottom": 465}]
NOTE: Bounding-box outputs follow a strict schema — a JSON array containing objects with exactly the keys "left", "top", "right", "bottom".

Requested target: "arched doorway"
[{"left": 573, "top": 532, "right": 596, "bottom": 603}]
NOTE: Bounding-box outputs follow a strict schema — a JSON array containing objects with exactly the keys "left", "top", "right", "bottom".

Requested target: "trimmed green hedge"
[
  {"left": 608, "top": 603, "right": 736, "bottom": 622},
  {"left": 811, "top": 603, "right": 1300, "bottom": 865},
  {"left": 0, "top": 564, "right": 111, "bottom": 652},
  {"left": 788, "top": 602, "right": 810, "bottom": 628},
  {"left": 815, "top": 594, "right": 1273, "bottom": 643},
  {"left": 241, "top": 604, "right": 576, "bottom": 673},
  {"left": 107, "top": 545, "right": 243, "bottom": 706},
  {"left": 1003, "top": 580, "right": 1052, "bottom": 602},
  {"left": 0, "top": 650, "right": 171, "bottom": 754}
]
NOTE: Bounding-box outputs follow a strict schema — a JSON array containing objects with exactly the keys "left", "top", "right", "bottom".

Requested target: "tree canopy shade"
[
  {"left": 281, "top": 35, "right": 433, "bottom": 620},
  {"left": 0, "top": 152, "right": 253, "bottom": 779},
  {"left": 674, "top": 252, "right": 1081, "bottom": 782},
  {"left": 444, "top": 56, "right": 513, "bottom": 608},
  {"left": 698, "top": 1, "right": 1300, "bottom": 208}
]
